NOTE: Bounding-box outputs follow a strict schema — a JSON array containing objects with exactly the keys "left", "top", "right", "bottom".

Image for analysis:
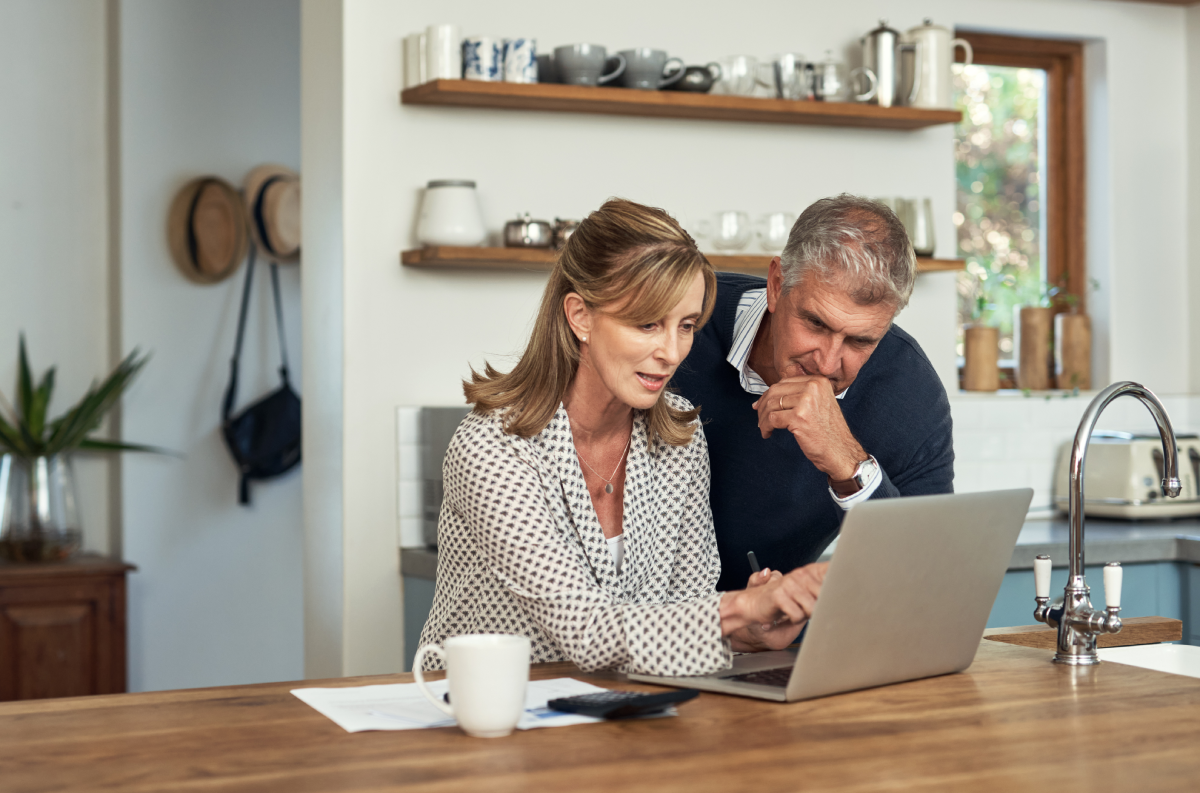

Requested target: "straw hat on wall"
[
  {"left": 167, "top": 177, "right": 249, "bottom": 284},
  {"left": 243, "top": 164, "right": 301, "bottom": 264}
]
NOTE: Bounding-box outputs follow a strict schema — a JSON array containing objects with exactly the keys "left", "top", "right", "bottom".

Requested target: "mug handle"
[
  {"left": 851, "top": 66, "right": 877, "bottom": 102},
  {"left": 412, "top": 644, "right": 455, "bottom": 718},
  {"left": 598, "top": 54, "right": 626, "bottom": 85},
  {"left": 706, "top": 62, "right": 723, "bottom": 81},
  {"left": 952, "top": 38, "right": 973, "bottom": 67},
  {"left": 659, "top": 57, "right": 686, "bottom": 88}
]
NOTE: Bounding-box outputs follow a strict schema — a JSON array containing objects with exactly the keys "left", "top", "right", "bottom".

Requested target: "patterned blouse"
[{"left": 418, "top": 393, "right": 733, "bottom": 676}]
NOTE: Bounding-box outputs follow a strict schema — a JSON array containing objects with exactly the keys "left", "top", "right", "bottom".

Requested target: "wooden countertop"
[{"left": 1, "top": 640, "right": 1198, "bottom": 792}]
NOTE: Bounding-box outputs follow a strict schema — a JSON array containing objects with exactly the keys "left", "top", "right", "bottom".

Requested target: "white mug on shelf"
[
  {"left": 412, "top": 634, "right": 531, "bottom": 738},
  {"left": 425, "top": 23, "right": 462, "bottom": 81},
  {"left": 403, "top": 32, "right": 426, "bottom": 88}
]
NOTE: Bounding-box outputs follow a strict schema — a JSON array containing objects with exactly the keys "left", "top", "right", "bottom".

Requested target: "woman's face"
[{"left": 572, "top": 271, "right": 707, "bottom": 411}]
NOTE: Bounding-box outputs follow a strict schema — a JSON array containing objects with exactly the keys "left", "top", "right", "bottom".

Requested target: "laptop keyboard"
[{"left": 728, "top": 666, "right": 792, "bottom": 688}]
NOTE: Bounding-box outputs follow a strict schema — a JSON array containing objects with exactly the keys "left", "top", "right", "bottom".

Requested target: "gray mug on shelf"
[
  {"left": 554, "top": 44, "right": 626, "bottom": 86},
  {"left": 536, "top": 53, "right": 558, "bottom": 83},
  {"left": 617, "top": 48, "right": 685, "bottom": 90}
]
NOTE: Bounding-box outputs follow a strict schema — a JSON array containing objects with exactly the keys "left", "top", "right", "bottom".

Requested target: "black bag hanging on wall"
[{"left": 221, "top": 245, "right": 301, "bottom": 504}]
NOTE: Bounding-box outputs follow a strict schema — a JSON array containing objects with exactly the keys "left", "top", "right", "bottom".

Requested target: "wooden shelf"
[
  {"left": 401, "top": 80, "right": 962, "bottom": 130},
  {"left": 401, "top": 246, "right": 964, "bottom": 274}
]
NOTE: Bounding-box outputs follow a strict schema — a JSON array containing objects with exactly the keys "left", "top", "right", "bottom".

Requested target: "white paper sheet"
[{"left": 291, "top": 677, "right": 617, "bottom": 733}]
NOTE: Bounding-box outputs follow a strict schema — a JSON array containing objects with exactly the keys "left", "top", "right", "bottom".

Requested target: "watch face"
[{"left": 856, "top": 456, "right": 879, "bottom": 486}]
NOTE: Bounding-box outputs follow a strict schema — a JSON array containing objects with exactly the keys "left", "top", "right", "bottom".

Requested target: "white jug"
[{"left": 902, "top": 19, "right": 972, "bottom": 109}]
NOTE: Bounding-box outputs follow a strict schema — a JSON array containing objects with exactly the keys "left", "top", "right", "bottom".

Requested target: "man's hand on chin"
[{"left": 752, "top": 375, "right": 866, "bottom": 480}]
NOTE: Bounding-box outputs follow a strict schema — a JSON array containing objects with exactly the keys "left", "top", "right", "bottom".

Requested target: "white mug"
[
  {"left": 425, "top": 23, "right": 461, "bottom": 81},
  {"left": 403, "top": 32, "right": 426, "bottom": 88},
  {"left": 413, "top": 634, "right": 531, "bottom": 738}
]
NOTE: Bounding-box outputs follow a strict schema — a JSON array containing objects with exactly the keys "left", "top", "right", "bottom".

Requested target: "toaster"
[{"left": 1053, "top": 431, "right": 1200, "bottom": 519}]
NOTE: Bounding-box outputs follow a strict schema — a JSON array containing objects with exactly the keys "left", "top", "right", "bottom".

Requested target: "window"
[{"left": 953, "top": 34, "right": 1085, "bottom": 386}]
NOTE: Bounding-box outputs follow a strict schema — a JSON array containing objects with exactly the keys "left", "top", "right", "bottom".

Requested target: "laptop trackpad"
[{"left": 720, "top": 648, "right": 798, "bottom": 677}]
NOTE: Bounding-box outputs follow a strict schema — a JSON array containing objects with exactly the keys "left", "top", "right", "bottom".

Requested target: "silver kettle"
[{"left": 860, "top": 20, "right": 920, "bottom": 108}]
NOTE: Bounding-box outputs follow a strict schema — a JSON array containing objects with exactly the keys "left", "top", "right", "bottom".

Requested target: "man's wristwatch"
[{"left": 828, "top": 455, "right": 879, "bottom": 498}]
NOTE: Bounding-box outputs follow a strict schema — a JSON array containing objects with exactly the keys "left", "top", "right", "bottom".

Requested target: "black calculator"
[{"left": 547, "top": 688, "right": 699, "bottom": 719}]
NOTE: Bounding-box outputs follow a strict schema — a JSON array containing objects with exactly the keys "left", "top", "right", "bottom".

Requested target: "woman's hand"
[{"left": 720, "top": 563, "right": 829, "bottom": 652}]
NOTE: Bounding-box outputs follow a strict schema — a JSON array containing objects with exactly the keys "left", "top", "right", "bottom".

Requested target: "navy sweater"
[{"left": 672, "top": 273, "right": 955, "bottom": 591}]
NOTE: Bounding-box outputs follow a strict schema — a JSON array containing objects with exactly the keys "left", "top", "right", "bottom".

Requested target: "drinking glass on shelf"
[
  {"left": 894, "top": 198, "right": 935, "bottom": 256},
  {"left": 696, "top": 211, "right": 752, "bottom": 252},
  {"left": 711, "top": 56, "right": 759, "bottom": 96},
  {"left": 756, "top": 212, "right": 796, "bottom": 252}
]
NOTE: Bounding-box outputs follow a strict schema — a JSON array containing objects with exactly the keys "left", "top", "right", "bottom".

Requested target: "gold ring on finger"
[{"left": 778, "top": 396, "right": 785, "bottom": 411}]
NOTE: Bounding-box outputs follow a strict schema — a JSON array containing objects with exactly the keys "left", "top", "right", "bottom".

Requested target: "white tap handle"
[
  {"left": 1034, "top": 555, "right": 1051, "bottom": 599},
  {"left": 1104, "top": 562, "right": 1122, "bottom": 609}
]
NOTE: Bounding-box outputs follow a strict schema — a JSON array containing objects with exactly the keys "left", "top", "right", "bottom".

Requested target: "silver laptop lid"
[{"left": 787, "top": 488, "right": 1033, "bottom": 701}]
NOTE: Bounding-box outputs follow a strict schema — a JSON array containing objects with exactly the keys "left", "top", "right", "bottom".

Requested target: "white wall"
[
  {"left": 0, "top": 0, "right": 111, "bottom": 554},
  {"left": 1190, "top": 7, "right": 1200, "bottom": 395},
  {"left": 117, "top": 0, "right": 304, "bottom": 691},
  {"left": 303, "top": 0, "right": 1199, "bottom": 674}
]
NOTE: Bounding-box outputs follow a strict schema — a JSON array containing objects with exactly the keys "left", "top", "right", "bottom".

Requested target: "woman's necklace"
[{"left": 576, "top": 432, "right": 632, "bottom": 495}]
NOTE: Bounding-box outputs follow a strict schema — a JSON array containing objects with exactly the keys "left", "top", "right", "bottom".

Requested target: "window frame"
[{"left": 954, "top": 32, "right": 1087, "bottom": 314}]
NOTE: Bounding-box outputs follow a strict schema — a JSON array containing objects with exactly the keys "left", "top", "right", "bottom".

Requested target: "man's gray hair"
[{"left": 779, "top": 194, "right": 916, "bottom": 311}]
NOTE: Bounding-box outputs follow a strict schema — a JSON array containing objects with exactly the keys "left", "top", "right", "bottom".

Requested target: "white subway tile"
[
  {"left": 397, "top": 442, "right": 421, "bottom": 482},
  {"left": 954, "top": 429, "right": 1006, "bottom": 462},
  {"left": 398, "top": 480, "right": 422, "bottom": 519},
  {"left": 396, "top": 406, "right": 421, "bottom": 445},
  {"left": 398, "top": 516, "right": 425, "bottom": 548}
]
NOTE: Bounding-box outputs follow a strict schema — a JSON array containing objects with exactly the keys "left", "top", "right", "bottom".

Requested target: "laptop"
[{"left": 628, "top": 488, "right": 1034, "bottom": 702}]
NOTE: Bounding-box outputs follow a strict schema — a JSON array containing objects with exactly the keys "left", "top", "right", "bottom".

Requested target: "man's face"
[{"left": 766, "top": 262, "right": 896, "bottom": 395}]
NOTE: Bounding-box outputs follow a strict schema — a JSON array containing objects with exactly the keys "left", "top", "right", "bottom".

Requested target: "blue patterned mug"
[
  {"left": 502, "top": 38, "right": 537, "bottom": 83},
  {"left": 462, "top": 36, "right": 502, "bottom": 81}
]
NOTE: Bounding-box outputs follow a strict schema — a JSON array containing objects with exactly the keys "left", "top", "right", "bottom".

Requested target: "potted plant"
[
  {"left": 1053, "top": 278, "right": 1099, "bottom": 391},
  {"left": 963, "top": 292, "right": 1000, "bottom": 392},
  {"left": 0, "top": 336, "right": 155, "bottom": 562}
]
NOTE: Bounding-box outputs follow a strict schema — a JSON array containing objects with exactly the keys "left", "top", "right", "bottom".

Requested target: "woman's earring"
[{"left": 580, "top": 336, "right": 587, "bottom": 343}]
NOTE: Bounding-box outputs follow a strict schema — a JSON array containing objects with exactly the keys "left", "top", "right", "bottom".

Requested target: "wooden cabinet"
[{"left": 0, "top": 556, "right": 134, "bottom": 701}]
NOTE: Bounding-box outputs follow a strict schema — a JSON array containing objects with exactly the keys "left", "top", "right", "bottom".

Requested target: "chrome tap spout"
[
  {"left": 1038, "top": 381, "right": 1181, "bottom": 665},
  {"left": 1067, "top": 382, "right": 1181, "bottom": 584}
]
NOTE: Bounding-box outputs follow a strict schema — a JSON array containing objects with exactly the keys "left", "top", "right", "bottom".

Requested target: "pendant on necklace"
[{"left": 605, "top": 483, "right": 614, "bottom": 495}]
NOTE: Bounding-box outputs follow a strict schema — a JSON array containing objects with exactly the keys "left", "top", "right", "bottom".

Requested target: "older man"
[{"left": 672, "top": 194, "right": 954, "bottom": 592}]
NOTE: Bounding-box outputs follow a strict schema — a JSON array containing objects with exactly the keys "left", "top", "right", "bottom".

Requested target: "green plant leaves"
[
  {"left": 44, "top": 349, "right": 149, "bottom": 456},
  {"left": 77, "top": 438, "right": 171, "bottom": 456},
  {"left": 0, "top": 337, "right": 158, "bottom": 458}
]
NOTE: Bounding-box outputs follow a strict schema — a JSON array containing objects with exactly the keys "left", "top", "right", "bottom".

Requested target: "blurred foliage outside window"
[{"left": 953, "top": 64, "right": 1047, "bottom": 359}]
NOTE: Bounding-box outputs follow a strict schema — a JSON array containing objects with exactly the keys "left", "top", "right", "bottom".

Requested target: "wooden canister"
[
  {"left": 1015, "top": 306, "right": 1054, "bottom": 391},
  {"left": 962, "top": 325, "right": 1000, "bottom": 391},
  {"left": 1055, "top": 313, "right": 1092, "bottom": 390}
]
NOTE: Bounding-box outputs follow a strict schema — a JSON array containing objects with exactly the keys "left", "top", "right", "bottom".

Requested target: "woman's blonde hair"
[{"left": 464, "top": 198, "right": 716, "bottom": 447}]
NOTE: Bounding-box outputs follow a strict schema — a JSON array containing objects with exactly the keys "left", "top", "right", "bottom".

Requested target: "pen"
[{"left": 747, "top": 551, "right": 761, "bottom": 574}]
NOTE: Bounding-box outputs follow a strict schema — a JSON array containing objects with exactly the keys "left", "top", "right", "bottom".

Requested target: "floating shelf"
[
  {"left": 400, "top": 80, "right": 962, "bottom": 130},
  {"left": 401, "top": 246, "right": 964, "bottom": 274}
]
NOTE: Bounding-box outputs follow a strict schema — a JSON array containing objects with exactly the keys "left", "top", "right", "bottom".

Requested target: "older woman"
[{"left": 419, "top": 199, "right": 826, "bottom": 676}]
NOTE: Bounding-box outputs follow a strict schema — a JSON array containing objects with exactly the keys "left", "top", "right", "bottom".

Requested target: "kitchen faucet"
[{"left": 1033, "top": 381, "right": 1182, "bottom": 665}]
